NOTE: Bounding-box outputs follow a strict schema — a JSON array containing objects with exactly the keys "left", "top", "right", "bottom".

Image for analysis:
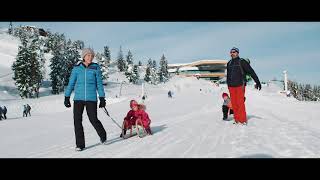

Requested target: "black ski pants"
[
  {"left": 222, "top": 105, "right": 234, "bottom": 119},
  {"left": 73, "top": 101, "right": 107, "bottom": 149}
]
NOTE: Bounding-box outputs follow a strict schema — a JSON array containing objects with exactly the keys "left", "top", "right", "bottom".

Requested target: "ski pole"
[{"left": 102, "top": 107, "right": 122, "bottom": 129}]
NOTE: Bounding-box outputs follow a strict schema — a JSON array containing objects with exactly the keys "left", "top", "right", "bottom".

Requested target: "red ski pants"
[{"left": 228, "top": 86, "right": 247, "bottom": 123}]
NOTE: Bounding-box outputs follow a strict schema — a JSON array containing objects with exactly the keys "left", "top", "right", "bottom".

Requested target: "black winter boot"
[
  {"left": 146, "top": 127, "right": 152, "bottom": 135},
  {"left": 120, "top": 129, "right": 127, "bottom": 138}
]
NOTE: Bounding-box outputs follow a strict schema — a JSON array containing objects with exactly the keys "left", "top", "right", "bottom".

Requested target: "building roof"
[{"left": 168, "top": 59, "right": 227, "bottom": 68}]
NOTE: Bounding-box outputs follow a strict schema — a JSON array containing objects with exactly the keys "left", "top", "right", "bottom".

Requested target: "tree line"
[{"left": 10, "top": 27, "right": 170, "bottom": 99}]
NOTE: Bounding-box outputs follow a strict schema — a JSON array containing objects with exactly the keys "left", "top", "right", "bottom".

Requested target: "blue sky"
[{"left": 1, "top": 22, "right": 320, "bottom": 85}]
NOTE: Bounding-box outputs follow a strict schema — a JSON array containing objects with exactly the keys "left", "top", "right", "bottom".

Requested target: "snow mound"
[
  {"left": 107, "top": 69, "right": 129, "bottom": 83},
  {"left": 0, "top": 32, "right": 20, "bottom": 90},
  {"left": 0, "top": 31, "right": 20, "bottom": 69},
  {"left": 163, "top": 76, "right": 217, "bottom": 93}
]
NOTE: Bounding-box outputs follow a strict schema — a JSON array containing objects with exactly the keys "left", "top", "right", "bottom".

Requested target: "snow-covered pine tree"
[
  {"left": 12, "top": 41, "right": 32, "bottom": 98},
  {"left": 152, "top": 60, "right": 157, "bottom": 69},
  {"left": 148, "top": 58, "right": 153, "bottom": 67},
  {"left": 95, "top": 52, "right": 102, "bottom": 60},
  {"left": 64, "top": 39, "right": 81, "bottom": 86},
  {"left": 50, "top": 34, "right": 67, "bottom": 94},
  {"left": 165, "top": 55, "right": 169, "bottom": 79},
  {"left": 318, "top": 86, "right": 320, "bottom": 101},
  {"left": 126, "top": 50, "right": 133, "bottom": 65},
  {"left": 298, "top": 83, "right": 304, "bottom": 101},
  {"left": 158, "top": 54, "right": 169, "bottom": 83},
  {"left": 147, "top": 58, "right": 159, "bottom": 85},
  {"left": 73, "top": 40, "right": 84, "bottom": 50},
  {"left": 125, "top": 64, "right": 134, "bottom": 83},
  {"left": 288, "top": 80, "right": 298, "bottom": 99},
  {"left": 12, "top": 34, "right": 42, "bottom": 98},
  {"left": 97, "top": 51, "right": 109, "bottom": 82},
  {"left": 287, "top": 80, "right": 320, "bottom": 101},
  {"left": 314, "top": 86, "right": 318, "bottom": 101},
  {"left": 144, "top": 66, "right": 151, "bottom": 83},
  {"left": 8, "top": 22, "right": 13, "bottom": 35},
  {"left": 13, "top": 26, "right": 24, "bottom": 40},
  {"left": 318, "top": 86, "right": 320, "bottom": 99},
  {"left": 301, "top": 84, "right": 307, "bottom": 101},
  {"left": 12, "top": 27, "right": 44, "bottom": 98},
  {"left": 44, "top": 30, "right": 55, "bottom": 53},
  {"left": 100, "top": 62, "right": 109, "bottom": 83},
  {"left": 45, "top": 32, "right": 60, "bottom": 53},
  {"left": 29, "top": 39, "right": 43, "bottom": 98},
  {"left": 315, "top": 86, "right": 320, "bottom": 101},
  {"left": 150, "top": 67, "right": 159, "bottom": 85},
  {"left": 309, "top": 85, "right": 314, "bottom": 101},
  {"left": 144, "top": 58, "right": 153, "bottom": 83},
  {"left": 310, "top": 84, "right": 316, "bottom": 101},
  {"left": 288, "top": 80, "right": 293, "bottom": 95},
  {"left": 117, "top": 46, "right": 126, "bottom": 72},
  {"left": 50, "top": 51, "right": 66, "bottom": 94},
  {"left": 294, "top": 81, "right": 300, "bottom": 99},
  {"left": 132, "top": 64, "right": 140, "bottom": 84},
  {"left": 104, "top": 46, "right": 111, "bottom": 64},
  {"left": 36, "top": 35, "right": 47, "bottom": 82},
  {"left": 124, "top": 50, "right": 131, "bottom": 82},
  {"left": 312, "top": 85, "right": 318, "bottom": 101},
  {"left": 304, "top": 84, "right": 312, "bottom": 101}
]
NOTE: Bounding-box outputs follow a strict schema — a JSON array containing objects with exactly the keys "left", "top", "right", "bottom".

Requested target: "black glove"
[
  {"left": 255, "top": 82, "right": 262, "bottom": 91},
  {"left": 99, "top": 97, "right": 106, "bottom": 108},
  {"left": 64, "top": 97, "right": 71, "bottom": 108}
]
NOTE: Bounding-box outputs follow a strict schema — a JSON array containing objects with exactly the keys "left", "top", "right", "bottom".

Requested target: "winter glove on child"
[
  {"left": 99, "top": 97, "right": 106, "bottom": 108},
  {"left": 64, "top": 97, "right": 71, "bottom": 108}
]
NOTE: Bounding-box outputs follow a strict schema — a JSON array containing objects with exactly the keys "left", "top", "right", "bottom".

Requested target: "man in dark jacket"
[
  {"left": 0, "top": 106, "right": 3, "bottom": 120},
  {"left": 2, "top": 106, "right": 7, "bottom": 119},
  {"left": 26, "top": 104, "right": 31, "bottom": 116},
  {"left": 227, "top": 47, "right": 261, "bottom": 125},
  {"left": 23, "top": 105, "right": 27, "bottom": 117}
]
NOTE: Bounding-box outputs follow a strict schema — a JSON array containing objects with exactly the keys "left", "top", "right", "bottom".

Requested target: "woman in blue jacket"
[{"left": 64, "top": 48, "right": 107, "bottom": 151}]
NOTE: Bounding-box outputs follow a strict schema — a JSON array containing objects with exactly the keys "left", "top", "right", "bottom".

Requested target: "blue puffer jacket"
[{"left": 65, "top": 62, "right": 105, "bottom": 102}]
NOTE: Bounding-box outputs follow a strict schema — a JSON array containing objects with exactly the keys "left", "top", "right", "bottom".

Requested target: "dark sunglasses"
[{"left": 230, "top": 51, "right": 238, "bottom": 54}]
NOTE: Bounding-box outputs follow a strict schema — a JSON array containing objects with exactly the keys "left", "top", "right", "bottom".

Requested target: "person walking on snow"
[
  {"left": 64, "top": 48, "right": 107, "bottom": 151},
  {"left": 227, "top": 47, "right": 261, "bottom": 125},
  {"left": 26, "top": 104, "right": 31, "bottom": 116},
  {"left": 23, "top": 105, "right": 28, "bottom": 117},
  {"left": 2, "top": 106, "right": 7, "bottom": 119},
  {"left": 0, "top": 106, "right": 3, "bottom": 120}
]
